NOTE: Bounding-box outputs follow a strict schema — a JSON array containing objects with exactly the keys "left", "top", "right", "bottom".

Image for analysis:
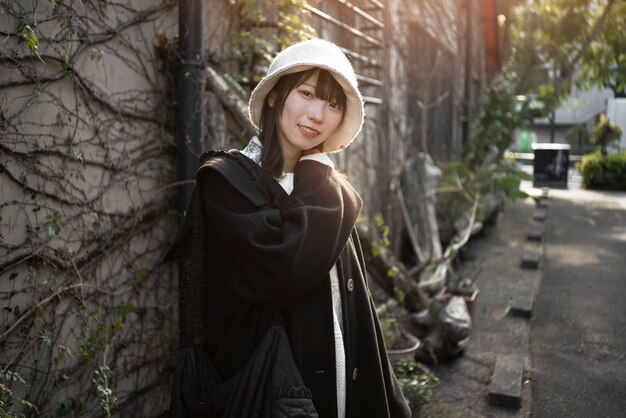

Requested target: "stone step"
[
  {"left": 536, "top": 197, "right": 549, "bottom": 208},
  {"left": 520, "top": 250, "right": 541, "bottom": 269},
  {"left": 526, "top": 223, "right": 545, "bottom": 241},
  {"left": 533, "top": 207, "right": 548, "bottom": 222},
  {"left": 511, "top": 289, "right": 534, "bottom": 319},
  {"left": 489, "top": 354, "right": 524, "bottom": 409}
]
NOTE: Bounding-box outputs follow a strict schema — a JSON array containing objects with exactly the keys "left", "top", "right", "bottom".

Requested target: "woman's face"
[{"left": 274, "top": 71, "right": 344, "bottom": 156}]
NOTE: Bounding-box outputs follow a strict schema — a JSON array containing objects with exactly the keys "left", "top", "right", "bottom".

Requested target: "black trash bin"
[{"left": 532, "top": 143, "right": 570, "bottom": 188}]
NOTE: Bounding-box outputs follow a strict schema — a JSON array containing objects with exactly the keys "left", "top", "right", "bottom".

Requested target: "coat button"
[
  {"left": 352, "top": 368, "right": 358, "bottom": 381},
  {"left": 347, "top": 279, "right": 355, "bottom": 292}
]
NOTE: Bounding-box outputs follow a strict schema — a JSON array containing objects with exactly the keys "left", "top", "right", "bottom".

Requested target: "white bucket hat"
[{"left": 248, "top": 39, "right": 365, "bottom": 152}]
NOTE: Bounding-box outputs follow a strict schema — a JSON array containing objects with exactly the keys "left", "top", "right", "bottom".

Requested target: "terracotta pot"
[
  {"left": 387, "top": 332, "right": 421, "bottom": 360},
  {"left": 439, "top": 287, "right": 479, "bottom": 317}
]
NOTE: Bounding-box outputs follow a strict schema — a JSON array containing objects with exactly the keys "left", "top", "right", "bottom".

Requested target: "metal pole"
[
  {"left": 176, "top": 0, "right": 205, "bottom": 214},
  {"left": 175, "top": 0, "right": 204, "bottom": 349}
]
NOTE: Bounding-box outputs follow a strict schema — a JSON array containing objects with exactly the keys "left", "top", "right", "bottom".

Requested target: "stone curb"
[
  {"left": 526, "top": 222, "right": 545, "bottom": 241},
  {"left": 489, "top": 354, "right": 524, "bottom": 409},
  {"left": 511, "top": 288, "right": 534, "bottom": 318},
  {"left": 533, "top": 207, "right": 548, "bottom": 222},
  {"left": 520, "top": 250, "right": 541, "bottom": 269},
  {"left": 491, "top": 191, "right": 548, "bottom": 411}
]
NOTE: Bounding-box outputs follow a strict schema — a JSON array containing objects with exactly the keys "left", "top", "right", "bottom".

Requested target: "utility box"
[{"left": 533, "top": 143, "right": 570, "bottom": 188}]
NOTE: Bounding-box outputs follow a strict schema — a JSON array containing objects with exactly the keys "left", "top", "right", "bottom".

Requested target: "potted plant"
[
  {"left": 438, "top": 285, "right": 478, "bottom": 317},
  {"left": 438, "top": 260, "right": 480, "bottom": 317},
  {"left": 377, "top": 298, "right": 421, "bottom": 360},
  {"left": 381, "top": 316, "right": 421, "bottom": 360}
]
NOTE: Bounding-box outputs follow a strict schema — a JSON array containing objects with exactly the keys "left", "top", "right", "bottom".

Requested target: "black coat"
[{"left": 165, "top": 150, "right": 410, "bottom": 418}]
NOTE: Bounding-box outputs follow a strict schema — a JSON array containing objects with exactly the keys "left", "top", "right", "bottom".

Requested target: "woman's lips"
[{"left": 298, "top": 124, "right": 320, "bottom": 138}]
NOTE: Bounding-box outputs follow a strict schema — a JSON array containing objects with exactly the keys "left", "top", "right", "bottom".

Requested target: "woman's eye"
[
  {"left": 329, "top": 102, "right": 341, "bottom": 110},
  {"left": 300, "top": 90, "right": 313, "bottom": 97}
]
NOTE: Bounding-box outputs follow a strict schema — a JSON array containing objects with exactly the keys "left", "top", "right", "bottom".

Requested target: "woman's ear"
[{"left": 268, "top": 91, "right": 277, "bottom": 107}]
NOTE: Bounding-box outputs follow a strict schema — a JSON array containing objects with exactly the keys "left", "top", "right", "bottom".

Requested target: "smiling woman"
[
  {"left": 270, "top": 69, "right": 346, "bottom": 172},
  {"left": 165, "top": 39, "right": 411, "bottom": 418}
]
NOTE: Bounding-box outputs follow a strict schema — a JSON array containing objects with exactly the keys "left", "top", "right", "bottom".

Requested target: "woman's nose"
[{"left": 307, "top": 100, "right": 324, "bottom": 121}]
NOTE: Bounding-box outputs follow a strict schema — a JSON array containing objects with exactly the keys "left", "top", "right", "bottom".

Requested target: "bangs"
[
  {"left": 272, "top": 68, "right": 348, "bottom": 112},
  {"left": 313, "top": 69, "right": 347, "bottom": 110}
]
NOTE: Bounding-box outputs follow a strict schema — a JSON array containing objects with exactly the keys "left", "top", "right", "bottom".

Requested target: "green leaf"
[
  {"left": 43, "top": 211, "right": 61, "bottom": 240},
  {"left": 115, "top": 302, "right": 137, "bottom": 322},
  {"left": 55, "top": 112, "right": 65, "bottom": 128},
  {"left": 24, "top": 266, "right": 38, "bottom": 283},
  {"left": 386, "top": 266, "right": 398, "bottom": 278},
  {"left": 162, "top": 131, "right": 176, "bottom": 147},
  {"left": 495, "top": 175, "right": 520, "bottom": 191},
  {"left": 72, "top": 148, "right": 84, "bottom": 165},
  {"left": 39, "top": 329, "right": 57, "bottom": 346},
  {"left": 129, "top": 267, "right": 151, "bottom": 285},
  {"left": 89, "top": 48, "right": 104, "bottom": 62},
  {"left": 475, "top": 168, "right": 492, "bottom": 183},
  {"left": 56, "top": 397, "right": 87, "bottom": 416},
  {"left": 22, "top": 25, "right": 44, "bottom": 63}
]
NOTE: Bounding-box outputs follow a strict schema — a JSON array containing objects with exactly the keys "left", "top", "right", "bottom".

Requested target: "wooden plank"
[
  {"left": 333, "top": 0, "right": 385, "bottom": 29},
  {"left": 356, "top": 74, "right": 384, "bottom": 87},
  {"left": 305, "top": 5, "right": 383, "bottom": 47}
]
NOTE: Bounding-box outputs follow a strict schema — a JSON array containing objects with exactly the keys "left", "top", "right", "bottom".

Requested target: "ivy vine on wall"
[
  {"left": 0, "top": 0, "right": 315, "bottom": 416},
  {"left": 1, "top": 0, "right": 178, "bottom": 416}
]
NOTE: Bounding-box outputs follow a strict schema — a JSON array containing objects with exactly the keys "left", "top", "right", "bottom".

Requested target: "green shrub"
[
  {"left": 578, "top": 150, "right": 626, "bottom": 190},
  {"left": 591, "top": 120, "right": 623, "bottom": 155},
  {"left": 391, "top": 359, "right": 439, "bottom": 413}
]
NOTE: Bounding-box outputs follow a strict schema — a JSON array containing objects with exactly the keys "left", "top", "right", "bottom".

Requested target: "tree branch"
[
  {"left": 205, "top": 65, "right": 257, "bottom": 143},
  {"left": 554, "top": 0, "right": 617, "bottom": 94}
]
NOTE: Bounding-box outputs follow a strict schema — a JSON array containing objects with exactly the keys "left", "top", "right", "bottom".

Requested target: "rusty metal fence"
[
  {"left": 305, "top": 0, "right": 385, "bottom": 105},
  {"left": 304, "top": 0, "right": 459, "bottom": 165}
]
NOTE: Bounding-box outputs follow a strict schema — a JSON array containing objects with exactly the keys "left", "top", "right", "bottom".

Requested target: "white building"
[{"left": 531, "top": 84, "right": 614, "bottom": 149}]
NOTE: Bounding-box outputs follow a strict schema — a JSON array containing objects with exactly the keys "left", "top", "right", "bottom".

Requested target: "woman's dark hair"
[{"left": 258, "top": 68, "right": 347, "bottom": 176}]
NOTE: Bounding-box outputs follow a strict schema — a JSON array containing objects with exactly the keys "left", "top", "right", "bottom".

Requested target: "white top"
[{"left": 241, "top": 137, "right": 346, "bottom": 418}]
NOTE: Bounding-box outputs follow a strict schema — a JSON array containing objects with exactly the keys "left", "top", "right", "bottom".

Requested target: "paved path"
[
  {"left": 418, "top": 198, "right": 539, "bottom": 417},
  {"left": 530, "top": 188, "right": 626, "bottom": 417},
  {"left": 416, "top": 180, "right": 626, "bottom": 417}
]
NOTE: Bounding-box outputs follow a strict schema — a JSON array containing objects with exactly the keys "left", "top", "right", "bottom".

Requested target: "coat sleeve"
[{"left": 198, "top": 158, "right": 362, "bottom": 308}]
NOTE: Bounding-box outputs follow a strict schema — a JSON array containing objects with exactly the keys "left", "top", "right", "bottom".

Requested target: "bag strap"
[{"left": 181, "top": 183, "right": 207, "bottom": 347}]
